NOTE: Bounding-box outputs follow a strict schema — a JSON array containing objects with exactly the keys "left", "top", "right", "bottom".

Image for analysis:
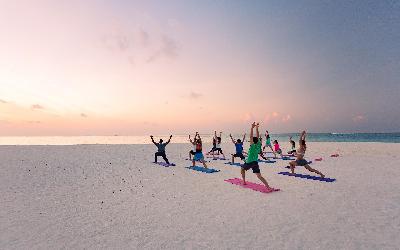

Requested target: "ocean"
[{"left": 0, "top": 133, "right": 399, "bottom": 145}]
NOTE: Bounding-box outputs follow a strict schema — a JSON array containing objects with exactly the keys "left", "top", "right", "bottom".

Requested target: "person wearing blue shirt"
[{"left": 229, "top": 133, "right": 246, "bottom": 164}]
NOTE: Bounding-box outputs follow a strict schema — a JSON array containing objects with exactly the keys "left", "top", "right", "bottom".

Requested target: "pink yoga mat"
[{"left": 224, "top": 178, "right": 280, "bottom": 193}]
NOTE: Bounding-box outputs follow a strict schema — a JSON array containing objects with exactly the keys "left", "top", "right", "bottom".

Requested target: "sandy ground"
[{"left": 1, "top": 142, "right": 399, "bottom": 249}]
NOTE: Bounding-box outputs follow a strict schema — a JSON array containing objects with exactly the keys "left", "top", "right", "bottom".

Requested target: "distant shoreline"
[{"left": 0, "top": 133, "right": 399, "bottom": 145}]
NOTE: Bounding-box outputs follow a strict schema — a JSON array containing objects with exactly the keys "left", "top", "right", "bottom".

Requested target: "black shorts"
[
  {"left": 190, "top": 150, "right": 195, "bottom": 155},
  {"left": 233, "top": 153, "right": 245, "bottom": 160},
  {"left": 155, "top": 152, "right": 167, "bottom": 157},
  {"left": 242, "top": 161, "right": 260, "bottom": 173},
  {"left": 296, "top": 159, "right": 309, "bottom": 166},
  {"left": 212, "top": 148, "right": 223, "bottom": 154}
]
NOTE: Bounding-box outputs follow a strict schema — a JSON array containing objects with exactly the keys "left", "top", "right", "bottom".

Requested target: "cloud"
[
  {"left": 0, "top": 99, "right": 8, "bottom": 104},
  {"left": 282, "top": 114, "right": 292, "bottom": 122},
  {"left": 352, "top": 115, "right": 365, "bottom": 122},
  {"left": 31, "top": 104, "right": 44, "bottom": 110},
  {"left": 147, "top": 35, "right": 179, "bottom": 63},
  {"left": 138, "top": 28, "right": 150, "bottom": 47},
  {"left": 101, "top": 32, "right": 132, "bottom": 52},
  {"left": 264, "top": 112, "right": 291, "bottom": 123},
  {"left": 243, "top": 113, "right": 255, "bottom": 122},
  {"left": 80, "top": 113, "right": 88, "bottom": 118},
  {"left": 101, "top": 26, "right": 179, "bottom": 65},
  {"left": 189, "top": 91, "right": 202, "bottom": 99}
]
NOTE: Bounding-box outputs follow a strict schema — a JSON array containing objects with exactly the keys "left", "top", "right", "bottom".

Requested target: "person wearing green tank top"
[
  {"left": 263, "top": 130, "right": 276, "bottom": 158},
  {"left": 240, "top": 122, "right": 277, "bottom": 191}
]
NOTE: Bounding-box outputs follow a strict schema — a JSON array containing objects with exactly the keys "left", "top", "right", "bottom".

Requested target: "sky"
[{"left": 0, "top": 0, "right": 399, "bottom": 136}]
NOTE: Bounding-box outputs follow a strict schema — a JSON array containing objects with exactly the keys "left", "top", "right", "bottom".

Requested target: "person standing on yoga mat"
[
  {"left": 207, "top": 137, "right": 218, "bottom": 155},
  {"left": 230, "top": 133, "right": 246, "bottom": 163},
  {"left": 263, "top": 130, "right": 276, "bottom": 158},
  {"left": 289, "top": 131, "right": 325, "bottom": 178},
  {"left": 258, "top": 137, "right": 271, "bottom": 161},
  {"left": 151, "top": 135, "right": 172, "bottom": 165},
  {"left": 241, "top": 122, "right": 277, "bottom": 191},
  {"left": 273, "top": 140, "right": 284, "bottom": 159},
  {"left": 188, "top": 132, "right": 199, "bottom": 160},
  {"left": 211, "top": 131, "right": 226, "bottom": 159},
  {"left": 192, "top": 134, "right": 208, "bottom": 169}
]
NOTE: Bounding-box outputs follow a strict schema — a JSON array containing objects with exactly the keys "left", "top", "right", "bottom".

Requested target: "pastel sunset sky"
[{"left": 0, "top": 0, "right": 399, "bottom": 135}]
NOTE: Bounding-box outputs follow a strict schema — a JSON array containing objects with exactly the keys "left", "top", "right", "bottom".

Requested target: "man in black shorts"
[
  {"left": 241, "top": 122, "right": 276, "bottom": 191},
  {"left": 230, "top": 133, "right": 246, "bottom": 163},
  {"left": 151, "top": 135, "right": 172, "bottom": 164}
]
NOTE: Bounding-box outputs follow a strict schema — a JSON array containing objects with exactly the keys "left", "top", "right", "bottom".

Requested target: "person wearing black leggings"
[{"left": 151, "top": 135, "right": 172, "bottom": 164}]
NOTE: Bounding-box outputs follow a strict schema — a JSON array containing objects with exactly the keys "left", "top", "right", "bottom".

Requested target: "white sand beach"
[{"left": 1, "top": 142, "right": 399, "bottom": 249}]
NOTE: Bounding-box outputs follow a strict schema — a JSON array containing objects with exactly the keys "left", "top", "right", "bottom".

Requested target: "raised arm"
[
  {"left": 256, "top": 123, "right": 260, "bottom": 139},
  {"left": 242, "top": 133, "right": 246, "bottom": 143},
  {"left": 166, "top": 135, "right": 172, "bottom": 145},
  {"left": 150, "top": 135, "right": 157, "bottom": 145},
  {"left": 300, "top": 131, "right": 306, "bottom": 141},
  {"left": 229, "top": 134, "right": 236, "bottom": 144},
  {"left": 189, "top": 135, "right": 194, "bottom": 144},
  {"left": 249, "top": 122, "right": 255, "bottom": 145},
  {"left": 214, "top": 130, "right": 217, "bottom": 139}
]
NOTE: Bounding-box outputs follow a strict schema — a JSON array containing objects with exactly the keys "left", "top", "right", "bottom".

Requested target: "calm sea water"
[{"left": 0, "top": 133, "right": 399, "bottom": 145}]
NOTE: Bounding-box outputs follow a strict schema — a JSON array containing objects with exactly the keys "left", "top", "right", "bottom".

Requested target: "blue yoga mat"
[
  {"left": 278, "top": 172, "right": 336, "bottom": 182},
  {"left": 211, "top": 158, "right": 227, "bottom": 161},
  {"left": 186, "top": 166, "right": 220, "bottom": 173},
  {"left": 185, "top": 158, "right": 210, "bottom": 162},
  {"left": 224, "top": 162, "right": 242, "bottom": 166},
  {"left": 282, "top": 157, "right": 295, "bottom": 161},
  {"left": 258, "top": 160, "right": 277, "bottom": 163}
]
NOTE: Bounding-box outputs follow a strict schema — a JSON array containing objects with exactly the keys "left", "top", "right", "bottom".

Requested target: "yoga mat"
[
  {"left": 185, "top": 158, "right": 209, "bottom": 162},
  {"left": 153, "top": 162, "right": 175, "bottom": 167},
  {"left": 224, "top": 178, "right": 280, "bottom": 193},
  {"left": 211, "top": 158, "right": 227, "bottom": 161},
  {"left": 278, "top": 172, "right": 336, "bottom": 182},
  {"left": 258, "top": 159, "right": 277, "bottom": 163},
  {"left": 206, "top": 156, "right": 226, "bottom": 160},
  {"left": 224, "top": 162, "right": 242, "bottom": 166},
  {"left": 186, "top": 166, "right": 220, "bottom": 173}
]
